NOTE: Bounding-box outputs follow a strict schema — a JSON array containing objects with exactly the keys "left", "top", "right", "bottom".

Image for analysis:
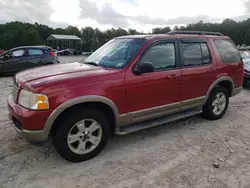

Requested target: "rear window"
[
  {"left": 214, "top": 39, "right": 240, "bottom": 63},
  {"left": 28, "top": 49, "right": 44, "bottom": 56}
]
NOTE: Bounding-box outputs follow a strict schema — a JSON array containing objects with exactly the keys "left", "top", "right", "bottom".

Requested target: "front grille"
[{"left": 12, "top": 83, "right": 19, "bottom": 103}]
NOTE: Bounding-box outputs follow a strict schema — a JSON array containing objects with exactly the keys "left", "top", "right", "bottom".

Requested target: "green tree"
[
  {"left": 22, "top": 28, "right": 43, "bottom": 45},
  {"left": 2, "top": 18, "right": 250, "bottom": 51},
  {"left": 65, "top": 26, "right": 81, "bottom": 37}
]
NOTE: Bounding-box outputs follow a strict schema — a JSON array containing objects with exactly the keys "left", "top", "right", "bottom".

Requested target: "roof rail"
[{"left": 167, "top": 31, "right": 224, "bottom": 36}]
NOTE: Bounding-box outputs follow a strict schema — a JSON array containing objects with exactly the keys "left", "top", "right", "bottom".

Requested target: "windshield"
[
  {"left": 84, "top": 38, "right": 146, "bottom": 68},
  {"left": 240, "top": 51, "right": 250, "bottom": 59}
]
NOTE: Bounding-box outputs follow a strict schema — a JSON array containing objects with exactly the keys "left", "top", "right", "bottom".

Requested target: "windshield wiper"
[{"left": 84, "top": 61, "right": 99, "bottom": 66}]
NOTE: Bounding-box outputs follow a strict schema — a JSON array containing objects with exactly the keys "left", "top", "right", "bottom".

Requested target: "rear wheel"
[
  {"left": 52, "top": 108, "right": 110, "bottom": 162},
  {"left": 202, "top": 86, "right": 229, "bottom": 120}
]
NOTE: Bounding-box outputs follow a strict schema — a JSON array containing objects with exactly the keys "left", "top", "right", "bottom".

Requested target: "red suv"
[{"left": 8, "top": 31, "right": 243, "bottom": 162}]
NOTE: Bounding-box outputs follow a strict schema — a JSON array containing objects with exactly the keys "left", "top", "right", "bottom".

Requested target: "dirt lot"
[{"left": 1, "top": 57, "right": 250, "bottom": 188}]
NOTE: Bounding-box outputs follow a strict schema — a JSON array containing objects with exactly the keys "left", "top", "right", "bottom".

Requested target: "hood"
[
  {"left": 15, "top": 62, "right": 105, "bottom": 86},
  {"left": 243, "top": 59, "right": 250, "bottom": 71}
]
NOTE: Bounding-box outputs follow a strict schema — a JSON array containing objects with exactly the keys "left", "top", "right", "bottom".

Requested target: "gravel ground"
[{"left": 1, "top": 57, "right": 250, "bottom": 188}]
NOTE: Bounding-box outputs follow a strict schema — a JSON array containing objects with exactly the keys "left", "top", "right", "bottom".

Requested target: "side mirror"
[{"left": 133, "top": 61, "right": 154, "bottom": 75}]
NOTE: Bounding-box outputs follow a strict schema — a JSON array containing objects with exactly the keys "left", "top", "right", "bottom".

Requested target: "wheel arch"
[
  {"left": 206, "top": 76, "right": 234, "bottom": 99},
  {"left": 43, "top": 95, "right": 120, "bottom": 139}
]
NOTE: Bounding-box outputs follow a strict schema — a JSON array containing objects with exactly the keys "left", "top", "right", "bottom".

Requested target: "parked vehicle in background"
[
  {"left": 0, "top": 46, "right": 59, "bottom": 75},
  {"left": 82, "top": 52, "right": 93, "bottom": 55},
  {"left": 0, "top": 49, "right": 5, "bottom": 54},
  {"left": 240, "top": 50, "right": 250, "bottom": 86},
  {"left": 8, "top": 31, "right": 243, "bottom": 162},
  {"left": 238, "top": 46, "right": 250, "bottom": 52},
  {"left": 57, "top": 48, "right": 73, "bottom": 56},
  {"left": 51, "top": 49, "right": 58, "bottom": 56}
]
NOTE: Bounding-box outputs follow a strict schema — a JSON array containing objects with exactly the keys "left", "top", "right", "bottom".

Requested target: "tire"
[
  {"left": 202, "top": 86, "right": 229, "bottom": 120},
  {"left": 243, "top": 79, "right": 250, "bottom": 88},
  {"left": 243, "top": 79, "right": 247, "bottom": 87},
  {"left": 52, "top": 108, "right": 110, "bottom": 162}
]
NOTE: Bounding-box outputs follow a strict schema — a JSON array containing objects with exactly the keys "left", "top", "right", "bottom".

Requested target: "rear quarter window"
[{"left": 214, "top": 39, "right": 240, "bottom": 63}]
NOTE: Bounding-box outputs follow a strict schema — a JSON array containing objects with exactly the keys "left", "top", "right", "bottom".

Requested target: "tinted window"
[
  {"left": 141, "top": 43, "right": 175, "bottom": 71},
  {"left": 201, "top": 43, "right": 210, "bottom": 64},
  {"left": 181, "top": 42, "right": 211, "bottom": 66},
  {"left": 182, "top": 43, "right": 202, "bottom": 66},
  {"left": 28, "top": 49, "right": 44, "bottom": 56},
  {"left": 214, "top": 39, "right": 240, "bottom": 63}
]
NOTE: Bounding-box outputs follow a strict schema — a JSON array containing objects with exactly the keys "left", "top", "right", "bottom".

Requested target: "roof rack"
[{"left": 167, "top": 31, "right": 224, "bottom": 36}]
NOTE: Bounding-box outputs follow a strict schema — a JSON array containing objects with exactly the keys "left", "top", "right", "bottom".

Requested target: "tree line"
[{"left": 0, "top": 18, "right": 250, "bottom": 52}]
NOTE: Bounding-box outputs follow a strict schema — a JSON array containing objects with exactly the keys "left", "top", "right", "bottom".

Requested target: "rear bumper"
[{"left": 53, "top": 59, "right": 60, "bottom": 64}]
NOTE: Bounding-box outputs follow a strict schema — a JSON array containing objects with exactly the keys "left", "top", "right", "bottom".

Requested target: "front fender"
[{"left": 42, "top": 95, "right": 120, "bottom": 139}]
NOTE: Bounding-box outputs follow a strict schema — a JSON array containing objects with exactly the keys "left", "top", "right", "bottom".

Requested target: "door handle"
[{"left": 166, "top": 74, "right": 177, "bottom": 80}]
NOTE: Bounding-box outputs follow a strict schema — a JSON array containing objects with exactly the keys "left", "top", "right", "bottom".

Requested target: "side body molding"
[
  {"left": 43, "top": 95, "right": 121, "bottom": 138},
  {"left": 42, "top": 76, "right": 238, "bottom": 140}
]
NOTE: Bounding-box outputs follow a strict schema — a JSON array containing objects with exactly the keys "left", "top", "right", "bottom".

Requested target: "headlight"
[{"left": 18, "top": 89, "right": 49, "bottom": 110}]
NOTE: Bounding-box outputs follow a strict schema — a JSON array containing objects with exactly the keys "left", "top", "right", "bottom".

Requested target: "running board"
[{"left": 116, "top": 110, "right": 202, "bottom": 135}]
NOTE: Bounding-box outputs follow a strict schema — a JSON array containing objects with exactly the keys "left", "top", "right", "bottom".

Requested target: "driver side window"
[
  {"left": 141, "top": 43, "right": 176, "bottom": 71},
  {"left": 12, "top": 49, "right": 25, "bottom": 57},
  {"left": 3, "top": 49, "right": 25, "bottom": 61}
]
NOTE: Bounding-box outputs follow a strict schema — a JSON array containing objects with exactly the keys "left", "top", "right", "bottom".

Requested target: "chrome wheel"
[
  {"left": 212, "top": 92, "right": 226, "bottom": 115},
  {"left": 67, "top": 119, "right": 102, "bottom": 154}
]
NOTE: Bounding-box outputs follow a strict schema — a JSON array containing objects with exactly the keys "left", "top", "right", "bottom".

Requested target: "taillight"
[{"left": 50, "top": 51, "right": 56, "bottom": 57}]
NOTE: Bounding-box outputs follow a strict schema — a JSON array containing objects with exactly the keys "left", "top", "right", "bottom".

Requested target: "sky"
[{"left": 1, "top": 0, "right": 250, "bottom": 32}]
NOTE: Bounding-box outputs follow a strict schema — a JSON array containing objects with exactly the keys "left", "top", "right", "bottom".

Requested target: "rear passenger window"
[
  {"left": 214, "top": 39, "right": 240, "bottom": 63},
  {"left": 181, "top": 42, "right": 211, "bottom": 66},
  {"left": 28, "top": 49, "right": 44, "bottom": 56}
]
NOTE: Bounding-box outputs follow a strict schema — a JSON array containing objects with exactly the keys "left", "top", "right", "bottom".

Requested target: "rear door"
[
  {"left": 25, "top": 48, "right": 45, "bottom": 68},
  {"left": 179, "top": 38, "right": 217, "bottom": 110},
  {"left": 213, "top": 39, "right": 243, "bottom": 88}
]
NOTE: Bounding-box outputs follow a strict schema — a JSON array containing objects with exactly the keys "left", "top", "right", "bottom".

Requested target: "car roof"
[{"left": 11, "top": 45, "right": 50, "bottom": 51}]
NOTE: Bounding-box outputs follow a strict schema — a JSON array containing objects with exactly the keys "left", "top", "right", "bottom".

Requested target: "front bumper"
[{"left": 7, "top": 94, "right": 51, "bottom": 143}]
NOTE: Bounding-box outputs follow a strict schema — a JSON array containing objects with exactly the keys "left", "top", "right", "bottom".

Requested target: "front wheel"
[
  {"left": 52, "top": 108, "right": 110, "bottom": 162},
  {"left": 202, "top": 87, "right": 229, "bottom": 120}
]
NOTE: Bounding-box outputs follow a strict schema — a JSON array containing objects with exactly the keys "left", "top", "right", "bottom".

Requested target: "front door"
[
  {"left": 125, "top": 39, "right": 182, "bottom": 123},
  {"left": 0, "top": 48, "right": 27, "bottom": 74}
]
